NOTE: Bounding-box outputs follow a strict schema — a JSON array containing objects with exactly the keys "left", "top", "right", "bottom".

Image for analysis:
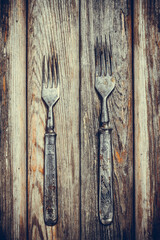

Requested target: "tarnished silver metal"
[
  {"left": 95, "top": 36, "right": 115, "bottom": 225},
  {"left": 41, "top": 55, "right": 60, "bottom": 226}
]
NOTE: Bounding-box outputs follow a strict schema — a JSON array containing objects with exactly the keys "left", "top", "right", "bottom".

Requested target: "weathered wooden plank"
[
  {"left": 0, "top": 0, "right": 27, "bottom": 239},
  {"left": 134, "top": 0, "right": 160, "bottom": 239},
  {"left": 80, "top": 0, "right": 133, "bottom": 239},
  {"left": 27, "top": 0, "right": 80, "bottom": 239}
]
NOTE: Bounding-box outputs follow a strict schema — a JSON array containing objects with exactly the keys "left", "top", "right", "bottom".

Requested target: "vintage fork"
[
  {"left": 95, "top": 37, "right": 115, "bottom": 225},
  {"left": 41, "top": 55, "right": 60, "bottom": 226}
]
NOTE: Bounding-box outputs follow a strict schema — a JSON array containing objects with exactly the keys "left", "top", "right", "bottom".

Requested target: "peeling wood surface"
[
  {"left": 80, "top": 0, "right": 133, "bottom": 239},
  {"left": 134, "top": 0, "right": 160, "bottom": 239},
  {"left": 27, "top": 0, "right": 80, "bottom": 239},
  {"left": 0, "top": 0, "right": 27, "bottom": 239}
]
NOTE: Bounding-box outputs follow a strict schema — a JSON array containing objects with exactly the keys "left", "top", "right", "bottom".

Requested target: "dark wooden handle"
[
  {"left": 99, "top": 128, "right": 113, "bottom": 225},
  {"left": 44, "top": 132, "right": 58, "bottom": 226}
]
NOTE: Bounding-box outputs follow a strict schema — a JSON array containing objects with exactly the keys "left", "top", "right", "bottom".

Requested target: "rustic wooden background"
[{"left": 0, "top": 0, "right": 160, "bottom": 239}]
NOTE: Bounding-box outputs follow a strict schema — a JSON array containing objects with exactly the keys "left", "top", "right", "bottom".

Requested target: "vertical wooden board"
[
  {"left": 0, "top": 0, "right": 26, "bottom": 239},
  {"left": 80, "top": 0, "right": 133, "bottom": 239},
  {"left": 27, "top": 0, "right": 80, "bottom": 239},
  {"left": 134, "top": 0, "right": 160, "bottom": 239}
]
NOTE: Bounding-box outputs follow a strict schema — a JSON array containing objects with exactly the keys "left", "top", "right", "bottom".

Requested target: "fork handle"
[
  {"left": 99, "top": 126, "right": 113, "bottom": 225},
  {"left": 44, "top": 132, "right": 58, "bottom": 226}
]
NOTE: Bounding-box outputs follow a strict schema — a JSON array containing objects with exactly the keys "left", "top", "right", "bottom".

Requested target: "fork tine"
[
  {"left": 100, "top": 37, "right": 102, "bottom": 75},
  {"left": 47, "top": 56, "right": 52, "bottom": 88},
  {"left": 104, "top": 36, "right": 108, "bottom": 75},
  {"left": 109, "top": 35, "right": 112, "bottom": 75},
  {"left": 105, "top": 37, "right": 110, "bottom": 76},
  {"left": 106, "top": 48, "right": 112, "bottom": 76},
  {"left": 106, "top": 52, "right": 109, "bottom": 76},
  {"left": 101, "top": 38, "right": 106, "bottom": 76},
  {"left": 47, "top": 57, "right": 49, "bottom": 88},
  {"left": 42, "top": 56, "right": 45, "bottom": 87},
  {"left": 52, "top": 54, "right": 57, "bottom": 87},
  {"left": 55, "top": 54, "right": 60, "bottom": 88},
  {"left": 99, "top": 36, "right": 102, "bottom": 75},
  {"left": 109, "top": 51, "right": 112, "bottom": 75},
  {"left": 51, "top": 55, "right": 54, "bottom": 88},
  {"left": 107, "top": 35, "right": 112, "bottom": 76},
  {"left": 109, "top": 34, "right": 112, "bottom": 58},
  {"left": 95, "top": 37, "right": 100, "bottom": 77}
]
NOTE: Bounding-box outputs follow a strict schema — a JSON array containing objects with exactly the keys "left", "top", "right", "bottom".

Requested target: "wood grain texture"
[
  {"left": 27, "top": 0, "right": 80, "bottom": 239},
  {"left": 80, "top": 0, "right": 133, "bottom": 239},
  {"left": 134, "top": 0, "right": 160, "bottom": 239},
  {"left": 0, "top": 0, "right": 27, "bottom": 239}
]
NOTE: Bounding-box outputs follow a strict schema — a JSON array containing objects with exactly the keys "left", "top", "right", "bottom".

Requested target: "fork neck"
[
  {"left": 101, "top": 97, "right": 109, "bottom": 124},
  {"left": 47, "top": 106, "right": 54, "bottom": 133}
]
